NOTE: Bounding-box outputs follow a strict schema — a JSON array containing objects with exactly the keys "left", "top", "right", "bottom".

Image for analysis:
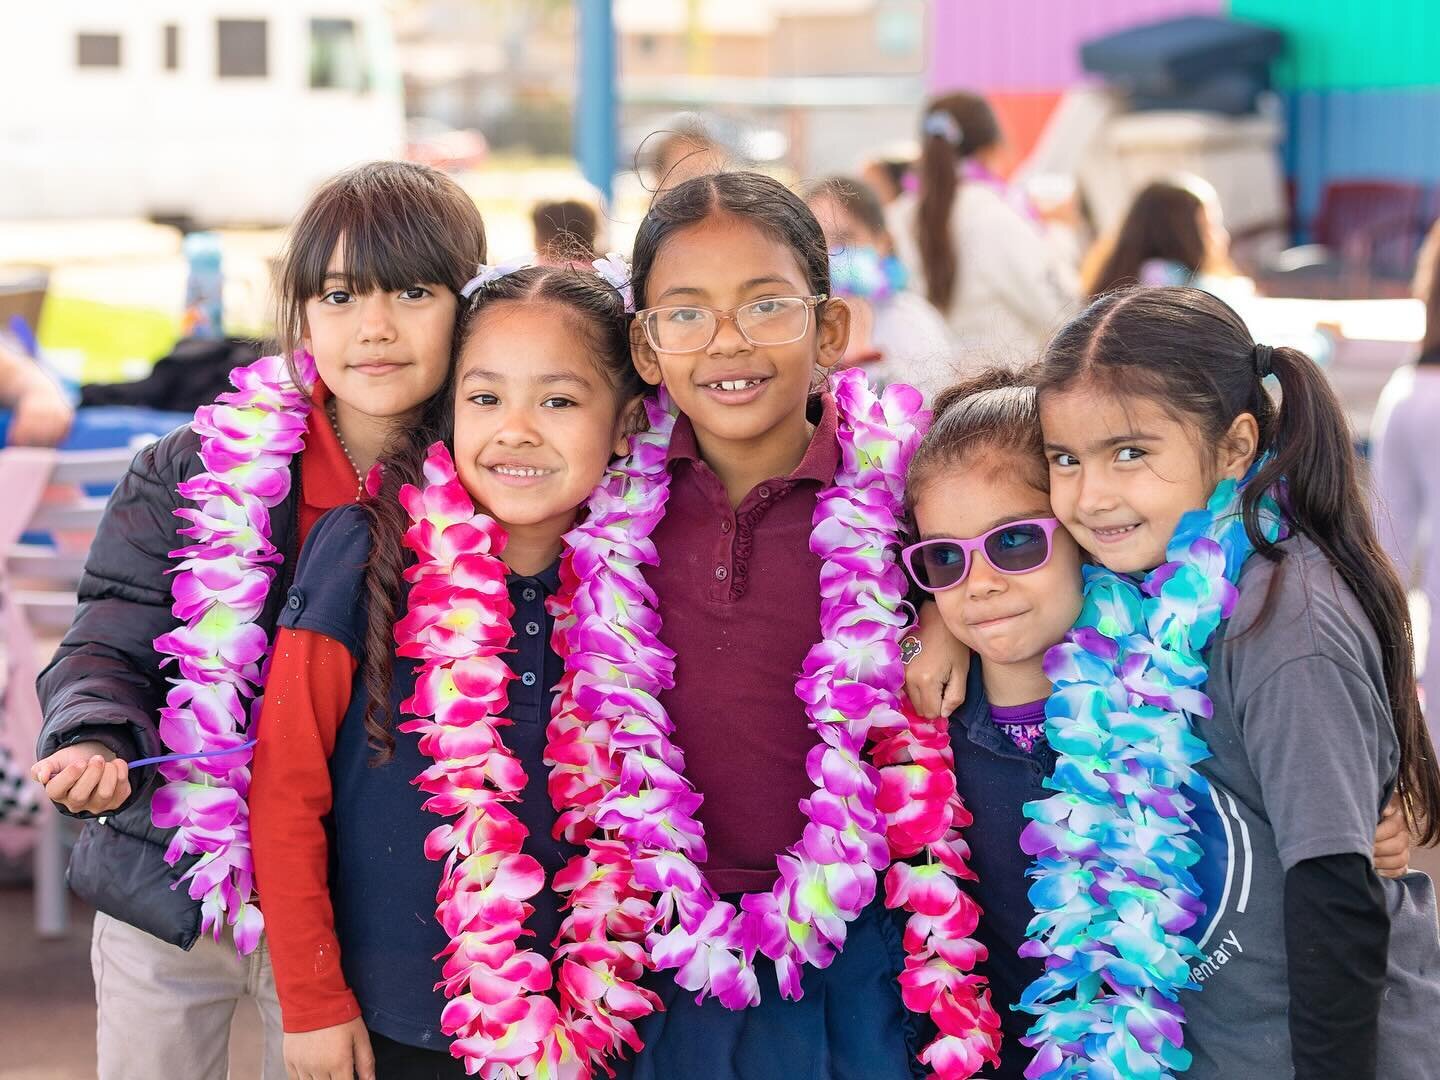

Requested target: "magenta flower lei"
[
  {"left": 874, "top": 702, "right": 1003, "bottom": 1077},
  {"left": 551, "top": 368, "right": 930, "bottom": 1012},
  {"left": 397, "top": 444, "right": 661, "bottom": 1079},
  {"left": 151, "top": 351, "right": 317, "bottom": 954}
]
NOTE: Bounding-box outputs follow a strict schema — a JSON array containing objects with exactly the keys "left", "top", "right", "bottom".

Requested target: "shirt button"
[
  {"left": 522, "top": 587, "right": 537, "bottom": 602},
  {"left": 521, "top": 671, "right": 537, "bottom": 687},
  {"left": 287, "top": 593, "right": 301, "bottom": 610},
  {"left": 714, "top": 565, "right": 728, "bottom": 581},
  {"left": 525, "top": 621, "right": 540, "bottom": 636},
  {"left": 720, "top": 520, "right": 732, "bottom": 534},
  {"left": 757, "top": 485, "right": 771, "bottom": 500}
]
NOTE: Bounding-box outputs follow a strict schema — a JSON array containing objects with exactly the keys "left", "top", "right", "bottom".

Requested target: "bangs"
[{"left": 286, "top": 196, "right": 474, "bottom": 301}]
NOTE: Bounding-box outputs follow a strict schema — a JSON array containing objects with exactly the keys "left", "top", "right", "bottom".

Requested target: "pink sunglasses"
[{"left": 902, "top": 517, "right": 1062, "bottom": 593}]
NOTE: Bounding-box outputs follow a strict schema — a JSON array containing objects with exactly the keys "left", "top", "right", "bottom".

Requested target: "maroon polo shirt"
[{"left": 648, "top": 393, "right": 838, "bottom": 895}]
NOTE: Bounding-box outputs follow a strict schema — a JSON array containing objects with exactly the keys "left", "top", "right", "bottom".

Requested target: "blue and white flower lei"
[{"left": 1017, "top": 466, "right": 1285, "bottom": 1079}]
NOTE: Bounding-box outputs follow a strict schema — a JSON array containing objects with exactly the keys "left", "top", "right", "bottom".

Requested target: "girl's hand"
[
  {"left": 31, "top": 743, "right": 131, "bottom": 815},
  {"left": 903, "top": 601, "right": 970, "bottom": 718},
  {"left": 1373, "top": 795, "right": 1411, "bottom": 879},
  {"left": 284, "top": 1019, "right": 375, "bottom": 1080}
]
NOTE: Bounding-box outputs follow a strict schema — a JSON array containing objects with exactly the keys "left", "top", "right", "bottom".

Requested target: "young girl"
[
  {"left": 902, "top": 367, "right": 1421, "bottom": 1079},
  {"left": 31, "top": 160, "right": 485, "bottom": 1080},
  {"left": 1025, "top": 285, "right": 1440, "bottom": 1079},
  {"left": 1081, "top": 177, "right": 1238, "bottom": 300},
  {"left": 249, "top": 264, "right": 649, "bottom": 1080},
  {"left": 590, "top": 169, "right": 967, "bottom": 1079},
  {"left": 801, "top": 175, "right": 957, "bottom": 400},
  {"left": 888, "top": 92, "right": 1077, "bottom": 368}
]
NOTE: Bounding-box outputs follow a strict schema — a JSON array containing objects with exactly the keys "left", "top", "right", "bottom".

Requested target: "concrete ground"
[{"left": 0, "top": 886, "right": 265, "bottom": 1080}]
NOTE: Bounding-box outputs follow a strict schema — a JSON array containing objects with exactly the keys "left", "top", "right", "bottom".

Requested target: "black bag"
[{"left": 79, "top": 336, "right": 263, "bottom": 415}]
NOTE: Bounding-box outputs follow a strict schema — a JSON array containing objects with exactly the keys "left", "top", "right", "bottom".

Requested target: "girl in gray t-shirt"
[{"left": 1023, "top": 285, "right": 1440, "bottom": 1080}]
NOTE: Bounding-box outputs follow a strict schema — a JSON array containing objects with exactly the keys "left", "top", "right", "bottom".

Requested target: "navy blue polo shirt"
[
  {"left": 947, "top": 666, "right": 1054, "bottom": 1080},
  {"left": 278, "top": 504, "right": 576, "bottom": 1051}
]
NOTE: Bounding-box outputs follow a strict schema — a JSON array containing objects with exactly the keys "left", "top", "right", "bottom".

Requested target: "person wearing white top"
[
  {"left": 802, "top": 175, "right": 958, "bottom": 401},
  {"left": 888, "top": 92, "right": 1078, "bottom": 370}
]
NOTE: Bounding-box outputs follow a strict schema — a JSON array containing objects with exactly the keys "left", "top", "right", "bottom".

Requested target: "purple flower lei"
[
  {"left": 557, "top": 368, "right": 925, "bottom": 1007},
  {"left": 1018, "top": 467, "right": 1285, "bottom": 1077},
  {"left": 149, "top": 351, "right": 316, "bottom": 954}
]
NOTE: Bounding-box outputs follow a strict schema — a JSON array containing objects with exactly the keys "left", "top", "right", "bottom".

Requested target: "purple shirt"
[
  {"left": 647, "top": 394, "right": 838, "bottom": 894},
  {"left": 989, "top": 698, "right": 1048, "bottom": 753}
]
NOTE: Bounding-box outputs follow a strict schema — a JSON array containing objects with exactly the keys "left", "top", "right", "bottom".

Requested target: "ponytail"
[
  {"left": 1247, "top": 346, "right": 1440, "bottom": 843},
  {"left": 1037, "top": 285, "right": 1440, "bottom": 844},
  {"left": 913, "top": 92, "right": 1002, "bottom": 315},
  {"left": 915, "top": 128, "right": 959, "bottom": 313}
]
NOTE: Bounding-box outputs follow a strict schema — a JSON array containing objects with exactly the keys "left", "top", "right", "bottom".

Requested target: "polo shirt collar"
[{"left": 665, "top": 389, "right": 840, "bottom": 486}]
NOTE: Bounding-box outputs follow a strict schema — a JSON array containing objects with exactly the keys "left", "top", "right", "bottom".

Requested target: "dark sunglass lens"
[
  {"left": 919, "top": 542, "right": 968, "bottom": 589},
  {"left": 984, "top": 524, "right": 1049, "bottom": 572}
]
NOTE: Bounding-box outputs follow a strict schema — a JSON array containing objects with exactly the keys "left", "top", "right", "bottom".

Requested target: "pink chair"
[{"left": 1, "top": 445, "right": 143, "bottom": 935}]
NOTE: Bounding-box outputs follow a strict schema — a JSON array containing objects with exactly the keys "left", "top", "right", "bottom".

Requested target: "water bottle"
[{"left": 182, "top": 232, "right": 224, "bottom": 340}]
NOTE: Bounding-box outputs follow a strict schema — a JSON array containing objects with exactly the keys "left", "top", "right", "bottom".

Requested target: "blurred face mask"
[{"left": 828, "top": 245, "right": 906, "bottom": 303}]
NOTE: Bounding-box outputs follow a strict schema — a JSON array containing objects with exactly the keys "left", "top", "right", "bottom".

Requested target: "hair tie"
[
  {"left": 922, "top": 109, "right": 963, "bottom": 147},
  {"left": 1252, "top": 343, "right": 1274, "bottom": 379},
  {"left": 591, "top": 252, "right": 635, "bottom": 313},
  {"left": 460, "top": 254, "right": 534, "bottom": 299}
]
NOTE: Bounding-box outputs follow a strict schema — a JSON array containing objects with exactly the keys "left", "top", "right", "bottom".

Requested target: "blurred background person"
[
  {"left": 532, "top": 198, "right": 599, "bottom": 267},
  {"left": 858, "top": 155, "right": 911, "bottom": 207},
  {"left": 1081, "top": 176, "right": 1242, "bottom": 300},
  {"left": 888, "top": 91, "right": 1078, "bottom": 369},
  {"left": 801, "top": 175, "right": 955, "bottom": 400},
  {"left": 645, "top": 114, "right": 732, "bottom": 195},
  {"left": 1372, "top": 216, "right": 1440, "bottom": 732}
]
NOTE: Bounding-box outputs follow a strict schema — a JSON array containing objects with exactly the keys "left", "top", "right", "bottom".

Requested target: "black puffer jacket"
[{"left": 37, "top": 424, "right": 300, "bottom": 948}]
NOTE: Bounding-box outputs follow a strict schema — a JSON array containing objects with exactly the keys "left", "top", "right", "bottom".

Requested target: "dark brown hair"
[
  {"left": 357, "top": 265, "right": 644, "bottom": 761},
  {"left": 798, "top": 175, "right": 889, "bottom": 240},
  {"left": 273, "top": 161, "right": 487, "bottom": 382},
  {"left": 906, "top": 367, "right": 1046, "bottom": 512},
  {"left": 914, "top": 92, "right": 1002, "bottom": 313},
  {"left": 630, "top": 171, "right": 830, "bottom": 310},
  {"left": 1035, "top": 285, "right": 1440, "bottom": 843},
  {"left": 532, "top": 199, "right": 599, "bottom": 263},
  {"left": 1417, "top": 218, "right": 1440, "bottom": 362},
  {"left": 1084, "top": 181, "right": 1208, "bottom": 299}
]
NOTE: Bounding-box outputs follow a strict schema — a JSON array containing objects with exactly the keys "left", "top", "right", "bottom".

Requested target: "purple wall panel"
[{"left": 929, "top": 0, "right": 1225, "bottom": 93}]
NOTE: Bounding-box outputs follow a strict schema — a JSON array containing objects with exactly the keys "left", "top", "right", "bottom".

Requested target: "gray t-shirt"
[{"left": 1182, "top": 535, "right": 1440, "bottom": 1079}]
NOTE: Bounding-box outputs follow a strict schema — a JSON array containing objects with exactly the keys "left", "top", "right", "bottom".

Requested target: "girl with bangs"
[{"left": 32, "top": 161, "right": 485, "bottom": 1080}]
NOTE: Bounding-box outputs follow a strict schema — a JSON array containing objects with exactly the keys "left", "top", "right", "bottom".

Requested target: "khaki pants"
[{"left": 92, "top": 911, "right": 285, "bottom": 1080}]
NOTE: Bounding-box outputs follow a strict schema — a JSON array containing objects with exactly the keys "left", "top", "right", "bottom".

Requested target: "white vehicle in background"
[{"left": 0, "top": 1, "right": 405, "bottom": 226}]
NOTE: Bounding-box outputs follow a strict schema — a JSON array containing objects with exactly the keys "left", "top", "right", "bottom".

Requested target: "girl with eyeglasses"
[
  {"left": 902, "top": 361, "right": 1419, "bottom": 1079},
  {"left": 601, "top": 170, "right": 969, "bottom": 1079}
]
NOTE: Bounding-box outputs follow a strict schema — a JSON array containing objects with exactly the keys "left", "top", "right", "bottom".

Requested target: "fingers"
[
  {"left": 939, "top": 674, "right": 967, "bottom": 717},
  {"left": 904, "top": 670, "right": 942, "bottom": 718},
  {"left": 42, "top": 757, "right": 130, "bottom": 814},
  {"left": 352, "top": 1026, "right": 376, "bottom": 1080}
]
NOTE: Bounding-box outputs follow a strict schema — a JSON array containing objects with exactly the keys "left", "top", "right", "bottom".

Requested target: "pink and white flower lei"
[
  {"left": 549, "top": 368, "right": 932, "bottom": 1010},
  {"left": 151, "top": 350, "right": 317, "bottom": 954},
  {"left": 874, "top": 702, "right": 1003, "bottom": 1077},
  {"left": 396, "top": 444, "right": 660, "bottom": 1079}
]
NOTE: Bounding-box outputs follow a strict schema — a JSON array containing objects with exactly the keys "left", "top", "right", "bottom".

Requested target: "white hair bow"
[
  {"left": 591, "top": 252, "right": 635, "bottom": 313},
  {"left": 923, "top": 110, "right": 963, "bottom": 147},
  {"left": 460, "top": 253, "right": 535, "bottom": 299}
]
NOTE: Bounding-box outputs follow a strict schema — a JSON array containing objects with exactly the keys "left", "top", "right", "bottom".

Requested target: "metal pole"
[{"left": 575, "top": 0, "right": 617, "bottom": 206}]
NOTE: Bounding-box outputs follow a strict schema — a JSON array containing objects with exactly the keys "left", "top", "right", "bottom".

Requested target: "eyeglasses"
[
  {"left": 901, "top": 518, "right": 1062, "bottom": 594},
  {"left": 635, "top": 295, "right": 827, "bottom": 354}
]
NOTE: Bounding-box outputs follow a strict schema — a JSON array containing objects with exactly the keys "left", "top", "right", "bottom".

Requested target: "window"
[
  {"left": 217, "top": 19, "right": 267, "bottom": 78},
  {"left": 310, "top": 18, "right": 368, "bottom": 91},
  {"left": 76, "top": 32, "right": 121, "bottom": 68},
  {"left": 163, "top": 24, "right": 180, "bottom": 71}
]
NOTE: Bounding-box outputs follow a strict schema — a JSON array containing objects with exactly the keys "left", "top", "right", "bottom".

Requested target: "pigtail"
[
  {"left": 915, "top": 128, "right": 960, "bottom": 313},
  {"left": 1248, "top": 345, "right": 1440, "bottom": 843}
]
